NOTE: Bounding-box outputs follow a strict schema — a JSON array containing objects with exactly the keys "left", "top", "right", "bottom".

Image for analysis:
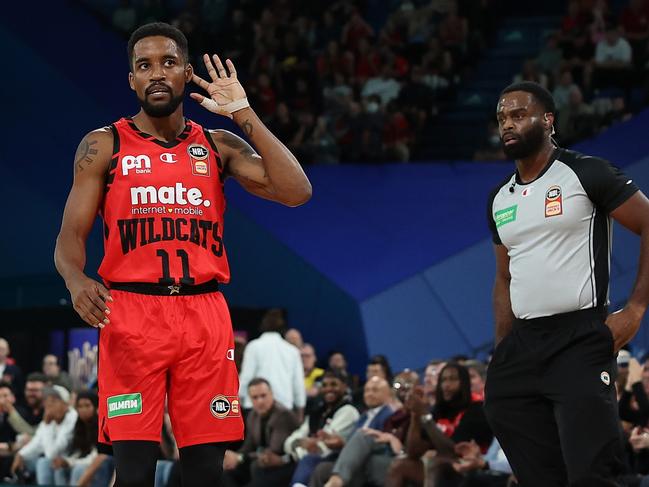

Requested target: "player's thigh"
[
  {"left": 168, "top": 292, "right": 243, "bottom": 448},
  {"left": 98, "top": 291, "right": 174, "bottom": 443}
]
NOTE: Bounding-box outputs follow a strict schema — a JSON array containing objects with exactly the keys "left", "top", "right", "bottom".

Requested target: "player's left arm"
[
  {"left": 191, "top": 54, "right": 311, "bottom": 207},
  {"left": 608, "top": 191, "right": 649, "bottom": 350}
]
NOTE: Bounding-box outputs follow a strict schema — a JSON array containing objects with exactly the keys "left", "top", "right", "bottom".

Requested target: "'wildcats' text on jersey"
[{"left": 98, "top": 117, "right": 229, "bottom": 286}]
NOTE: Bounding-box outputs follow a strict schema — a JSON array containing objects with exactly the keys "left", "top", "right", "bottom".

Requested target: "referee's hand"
[{"left": 606, "top": 305, "right": 644, "bottom": 352}]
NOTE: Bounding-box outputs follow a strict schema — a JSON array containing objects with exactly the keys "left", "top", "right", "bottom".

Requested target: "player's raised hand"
[
  {"left": 190, "top": 54, "right": 248, "bottom": 119},
  {"left": 68, "top": 276, "right": 112, "bottom": 328}
]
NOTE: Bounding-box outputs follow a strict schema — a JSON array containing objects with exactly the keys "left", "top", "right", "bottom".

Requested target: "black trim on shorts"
[{"left": 108, "top": 279, "right": 220, "bottom": 296}]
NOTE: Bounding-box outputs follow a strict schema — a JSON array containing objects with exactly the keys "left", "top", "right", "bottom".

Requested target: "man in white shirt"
[
  {"left": 10, "top": 385, "right": 78, "bottom": 485},
  {"left": 238, "top": 309, "right": 306, "bottom": 419},
  {"left": 593, "top": 25, "right": 633, "bottom": 92}
]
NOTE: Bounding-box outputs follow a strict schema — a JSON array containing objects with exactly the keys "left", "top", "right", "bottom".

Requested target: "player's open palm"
[
  {"left": 191, "top": 54, "right": 247, "bottom": 119},
  {"left": 69, "top": 276, "right": 112, "bottom": 328}
]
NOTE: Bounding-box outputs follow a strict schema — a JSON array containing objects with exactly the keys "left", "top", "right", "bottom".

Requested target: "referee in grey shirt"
[{"left": 484, "top": 82, "right": 649, "bottom": 487}]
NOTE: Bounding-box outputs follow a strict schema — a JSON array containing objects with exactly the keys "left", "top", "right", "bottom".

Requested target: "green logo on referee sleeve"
[
  {"left": 494, "top": 205, "right": 518, "bottom": 228},
  {"left": 107, "top": 393, "right": 142, "bottom": 418}
]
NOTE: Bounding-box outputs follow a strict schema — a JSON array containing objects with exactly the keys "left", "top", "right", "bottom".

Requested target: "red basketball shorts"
[{"left": 97, "top": 290, "right": 244, "bottom": 448}]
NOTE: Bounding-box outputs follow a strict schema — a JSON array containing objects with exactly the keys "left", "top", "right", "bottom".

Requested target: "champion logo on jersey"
[{"left": 160, "top": 153, "right": 177, "bottom": 164}]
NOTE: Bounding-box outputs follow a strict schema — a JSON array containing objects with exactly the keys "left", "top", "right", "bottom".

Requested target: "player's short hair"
[
  {"left": 127, "top": 22, "right": 189, "bottom": 70},
  {"left": 500, "top": 81, "right": 556, "bottom": 114},
  {"left": 248, "top": 377, "right": 271, "bottom": 390},
  {"left": 0, "top": 381, "right": 14, "bottom": 393}
]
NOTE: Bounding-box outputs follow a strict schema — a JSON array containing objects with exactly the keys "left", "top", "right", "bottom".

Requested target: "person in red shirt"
[{"left": 54, "top": 22, "right": 311, "bottom": 487}]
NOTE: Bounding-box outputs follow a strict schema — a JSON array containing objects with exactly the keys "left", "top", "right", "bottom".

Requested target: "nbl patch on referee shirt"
[{"left": 545, "top": 185, "right": 563, "bottom": 217}]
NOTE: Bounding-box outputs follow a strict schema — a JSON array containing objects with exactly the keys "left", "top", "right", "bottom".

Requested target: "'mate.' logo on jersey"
[
  {"left": 122, "top": 155, "right": 152, "bottom": 175},
  {"left": 130, "top": 183, "right": 211, "bottom": 207}
]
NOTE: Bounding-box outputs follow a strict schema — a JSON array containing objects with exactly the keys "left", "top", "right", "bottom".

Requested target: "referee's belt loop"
[{"left": 108, "top": 279, "right": 220, "bottom": 296}]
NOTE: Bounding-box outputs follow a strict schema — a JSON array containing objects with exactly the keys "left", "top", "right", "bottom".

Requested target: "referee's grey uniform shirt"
[{"left": 488, "top": 148, "right": 639, "bottom": 319}]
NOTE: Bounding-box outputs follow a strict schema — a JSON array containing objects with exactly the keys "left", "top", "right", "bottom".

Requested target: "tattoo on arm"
[
  {"left": 241, "top": 119, "right": 253, "bottom": 137},
  {"left": 74, "top": 138, "right": 98, "bottom": 173},
  {"left": 217, "top": 131, "right": 257, "bottom": 159}
]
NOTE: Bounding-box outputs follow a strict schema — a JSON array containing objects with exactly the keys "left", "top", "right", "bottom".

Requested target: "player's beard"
[
  {"left": 138, "top": 89, "right": 185, "bottom": 118},
  {"left": 502, "top": 123, "right": 545, "bottom": 160}
]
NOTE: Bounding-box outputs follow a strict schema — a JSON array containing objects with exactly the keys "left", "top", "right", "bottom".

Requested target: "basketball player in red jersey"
[{"left": 54, "top": 23, "right": 311, "bottom": 487}]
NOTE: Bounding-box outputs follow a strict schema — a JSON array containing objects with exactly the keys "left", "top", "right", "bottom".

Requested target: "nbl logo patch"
[
  {"left": 188, "top": 144, "right": 210, "bottom": 177},
  {"left": 545, "top": 185, "right": 563, "bottom": 218},
  {"left": 210, "top": 395, "right": 240, "bottom": 419}
]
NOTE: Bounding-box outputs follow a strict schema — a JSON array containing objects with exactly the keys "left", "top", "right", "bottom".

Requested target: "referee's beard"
[{"left": 502, "top": 123, "right": 545, "bottom": 160}]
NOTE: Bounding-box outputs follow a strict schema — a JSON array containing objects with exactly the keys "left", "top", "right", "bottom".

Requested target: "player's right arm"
[
  {"left": 54, "top": 128, "right": 114, "bottom": 328},
  {"left": 492, "top": 244, "right": 514, "bottom": 345}
]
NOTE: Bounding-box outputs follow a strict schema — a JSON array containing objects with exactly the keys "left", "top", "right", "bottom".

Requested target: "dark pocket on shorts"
[
  {"left": 597, "top": 320, "right": 615, "bottom": 357},
  {"left": 490, "top": 332, "right": 513, "bottom": 366}
]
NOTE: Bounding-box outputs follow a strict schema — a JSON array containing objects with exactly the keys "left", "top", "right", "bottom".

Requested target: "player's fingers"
[
  {"left": 192, "top": 73, "right": 211, "bottom": 91},
  {"left": 203, "top": 53, "right": 220, "bottom": 81},
  {"left": 96, "top": 283, "right": 113, "bottom": 303},
  {"left": 225, "top": 59, "right": 237, "bottom": 78},
  {"left": 212, "top": 54, "right": 227, "bottom": 77},
  {"left": 190, "top": 92, "right": 205, "bottom": 103},
  {"left": 85, "top": 300, "right": 109, "bottom": 327},
  {"left": 89, "top": 295, "right": 110, "bottom": 322}
]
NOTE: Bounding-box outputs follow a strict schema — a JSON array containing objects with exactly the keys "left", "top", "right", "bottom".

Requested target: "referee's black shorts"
[{"left": 484, "top": 307, "right": 627, "bottom": 487}]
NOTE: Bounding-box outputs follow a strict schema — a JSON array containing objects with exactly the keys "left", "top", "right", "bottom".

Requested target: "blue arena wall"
[{"left": 2, "top": 4, "right": 649, "bottom": 373}]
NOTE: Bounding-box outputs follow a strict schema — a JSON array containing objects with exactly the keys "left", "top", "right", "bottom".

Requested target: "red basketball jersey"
[{"left": 98, "top": 117, "right": 230, "bottom": 285}]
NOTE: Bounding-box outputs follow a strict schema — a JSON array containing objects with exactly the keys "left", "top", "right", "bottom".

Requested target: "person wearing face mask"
[{"left": 485, "top": 81, "right": 649, "bottom": 487}]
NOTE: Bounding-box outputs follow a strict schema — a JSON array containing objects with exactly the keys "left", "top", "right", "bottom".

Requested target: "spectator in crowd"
[
  {"left": 238, "top": 309, "right": 306, "bottom": 420},
  {"left": 385, "top": 363, "right": 492, "bottom": 487},
  {"left": 286, "top": 329, "right": 304, "bottom": 349},
  {"left": 302, "top": 344, "right": 325, "bottom": 400},
  {"left": 361, "top": 66, "right": 402, "bottom": 106},
  {"left": 464, "top": 360, "right": 487, "bottom": 401},
  {"left": 593, "top": 24, "right": 633, "bottom": 91},
  {"left": 619, "top": 357, "right": 649, "bottom": 428},
  {"left": 310, "top": 376, "right": 396, "bottom": 487},
  {"left": 449, "top": 438, "right": 513, "bottom": 487},
  {"left": 42, "top": 355, "right": 73, "bottom": 392},
  {"left": 310, "top": 369, "right": 421, "bottom": 487},
  {"left": 10, "top": 385, "right": 78, "bottom": 485},
  {"left": 423, "top": 360, "right": 446, "bottom": 407},
  {"left": 619, "top": 0, "right": 649, "bottom": 69},
  {"left": 50, "top": 391, "right": 113, "bottom": 486},
  {"left": 0, "top": 382, "right": 18, "bottom": 479},
  {"left": 513, "top": 59, "right": 549, "bottom": 89},
  {"left": 553, "top": 70, "right": 580, "bottom": 110},
  {"left": 223, "top": 378, "right": 300, "bottom": 487},
  {"left": 473, "top": 121, "right": 506, "bottom": 161},
  {"left": 8, "top": 373, "right": 46, "bottom": 437},
  {"left": 327, "top": 352, "right": 349, "bottom": 379},
  {"left": 285, "top": 369, "right": 360, "bottom": 486},
  {"left": 0, "top": 338, "right": 23, "bottom": 393},
  {"left": 556, "top": 85, "right": 597, "bottom": 145},
  {"left": 536, "top": 33, "right": 564, "bottom": 80}
]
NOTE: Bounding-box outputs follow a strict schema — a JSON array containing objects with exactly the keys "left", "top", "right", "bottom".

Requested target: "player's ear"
[
  {"left": 128, "top": 71, "right": 135, "bottom": 91},
  {"left": 185, "top": 63, "right": 194, "bottom": 83}
]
